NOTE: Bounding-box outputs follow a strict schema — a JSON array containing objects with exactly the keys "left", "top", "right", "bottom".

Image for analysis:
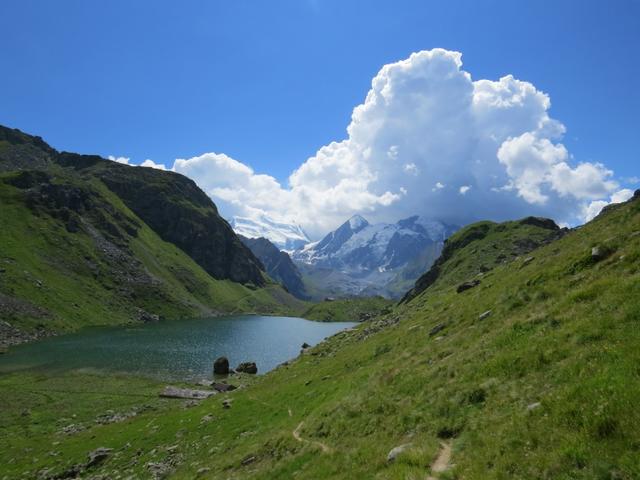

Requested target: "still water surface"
[{"left": 0, "top": 315, "right": 356, "bottom": 381}]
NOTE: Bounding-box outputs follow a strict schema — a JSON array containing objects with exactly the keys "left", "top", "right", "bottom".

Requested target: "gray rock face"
[
  {"left": 239, "top": 235, "right": 309, "bottom": 299},
  {"left": 236, "top": 362, "right": 258, "bottom": 374},
  {"left": 213, "top": 356, "right": 230, "bottom": 375}
]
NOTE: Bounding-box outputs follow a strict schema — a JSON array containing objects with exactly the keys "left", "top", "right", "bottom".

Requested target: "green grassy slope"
[
  {"left": 2, "top": 193, "right": 639, "bottom": 479},
  {"left": 0, "top": 169, "right": 304, "bottom": 343},
  {"left": 301, "top": 296, "right": 393, "bottom": 322}
]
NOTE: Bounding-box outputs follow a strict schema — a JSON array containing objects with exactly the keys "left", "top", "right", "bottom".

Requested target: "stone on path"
[{"left": 160, "top": 386, "right": 216, "bottom": 400}]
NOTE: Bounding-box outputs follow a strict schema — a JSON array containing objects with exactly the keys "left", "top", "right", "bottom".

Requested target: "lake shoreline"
[{"left": 0, "top": 315, "right": 357, "bottom": 381}]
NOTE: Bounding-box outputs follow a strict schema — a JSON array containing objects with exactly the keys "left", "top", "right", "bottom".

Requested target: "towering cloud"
[{"left": 163, "top": 49, "right": 627, "bottom": 238}]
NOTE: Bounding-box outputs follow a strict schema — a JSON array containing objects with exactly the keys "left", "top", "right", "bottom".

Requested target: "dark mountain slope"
[
  {"left": 239, "top": 235, "right": 309, "bottom": 299},
  {"left": 79, "top": 157, "right": 265, "bottom": 286},
  {"left": 0, "top": 126, "right": 302, "bottom": 345},
  {"left": 0, "top": 125, "right": 265, "bottom": 286}
]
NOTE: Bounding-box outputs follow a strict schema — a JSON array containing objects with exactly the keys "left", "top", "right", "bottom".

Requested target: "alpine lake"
[{"left": 0, "top": 315, "right": 357, "bottom": 381}]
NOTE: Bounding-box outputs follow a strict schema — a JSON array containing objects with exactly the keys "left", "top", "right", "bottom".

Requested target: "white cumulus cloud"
[
  {"left": 583, "top": 188, "right": 635, "bottom": 222},
  {"left": 140, "top": 159, "right": 167, "bottom": 170},
  {"left": 157, "top": 48, "right": 628, "bottom": 238}
]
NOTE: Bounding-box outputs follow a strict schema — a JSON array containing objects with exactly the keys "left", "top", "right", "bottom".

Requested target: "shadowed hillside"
[{"left": 0, "top": 126, "right": 304, "bottom": 346}]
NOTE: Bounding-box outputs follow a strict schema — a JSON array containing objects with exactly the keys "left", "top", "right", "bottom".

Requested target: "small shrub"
[{"left": 467, "top": 388, "right": 487, "bottom": 405}]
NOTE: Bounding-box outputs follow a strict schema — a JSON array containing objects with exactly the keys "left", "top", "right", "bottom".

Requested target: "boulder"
[
  {"left": 212, "top": 382, "right": 237, "bottom": 393},
  {"left": 236, "top": 362, "right": 258, "bottom": 374},
  {"left": 213, "top": 356, "right": 230, "bottom": 375},
  {"left": 387, "top": 443, "right": 412, "bottom": 463},
  {"left": 87, "top": 447, "right": 113, "bottom": 467},
  {"left": 429, "top": 323, "right": 446, "bottom": 337},
  {"left": 522, "top": 256, "right": 535, "bottom": 266},
  {"left": 591, "top": 246, "right": 606, "bottom": 261},
  {"left": 456, "top": 279, "right": 480, "bottom": 293}
]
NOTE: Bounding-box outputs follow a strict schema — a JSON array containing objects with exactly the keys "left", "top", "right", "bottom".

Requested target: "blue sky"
[{"left": 2, "top": 1, "right": 639, "bottom": 235}]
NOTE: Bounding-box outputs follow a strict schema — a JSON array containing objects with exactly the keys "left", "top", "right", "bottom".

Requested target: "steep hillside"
[
  {"left": 402, "top": 216, "right": 565, "bottom": 302},
  {"left": 58, "top": 153, "right": 266, "bottom": 287},
  {"left": 7, "top": 191, "right": 639, "bottom": 479},
  {"left": 239, "top": 235, "right": 309, "bottom": 300},
  {"left": 0, "top": 126, "right": 303, "bottom": 345},
  {"left": 301, "top": 296, "right": 392, "bottom": 322}
]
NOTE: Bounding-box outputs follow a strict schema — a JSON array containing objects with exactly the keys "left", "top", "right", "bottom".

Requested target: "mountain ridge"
[
  {"left": 238, "top": 235, "right": 310, "bottom": 300},
  {"left": 0, "top": 125, "right": 303, "bottom": 345}
]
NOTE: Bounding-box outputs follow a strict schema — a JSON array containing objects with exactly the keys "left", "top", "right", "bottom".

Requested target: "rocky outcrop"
[
  {"left": 0, "top": 125, "right": 266, "bottom": 287},
  {"left": 239, "top": 235, "right": 308, "bottom": 299},
  {"left": 456, "top": 279, "right": 480, "bottom": 293},
  {"left": 88, "top": 161, "right": 265, "bottom": 286},
  {"left": 0, "top": 126, "right": 56, "bottom": 172}
]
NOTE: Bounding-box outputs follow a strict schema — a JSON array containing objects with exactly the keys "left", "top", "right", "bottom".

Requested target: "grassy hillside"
[
  {"left": 0, "top": 168, "right": 304, "bottom": 346},
  {"left": 3, "top": 192, "right": 638, "bottom": 479},
  {"left": 301, "top": 296, "right": 393, "bottom": 322}
]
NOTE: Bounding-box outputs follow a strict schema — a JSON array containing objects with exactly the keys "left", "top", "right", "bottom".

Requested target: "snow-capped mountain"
[
  {"left": 230, "top": 214, "right": 310, "bottom": 251},
  {"left": 292, "top": 214, "right": 457, "bottom": 298}
]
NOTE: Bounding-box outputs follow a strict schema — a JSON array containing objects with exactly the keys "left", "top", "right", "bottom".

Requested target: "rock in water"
[
  {"left": 387, "top": 443, "right": 412, "bottom": 463},
  {"left": 236, "top": 362, "right": 258, "bottom": 374},
  {"left": 213, "top": 356, "right": 230, "bottom": 375}
]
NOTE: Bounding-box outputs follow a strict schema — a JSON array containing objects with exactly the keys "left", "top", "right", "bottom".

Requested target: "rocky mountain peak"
[{"left": 347, "top": 214, "right": 369, "bottom": 232}]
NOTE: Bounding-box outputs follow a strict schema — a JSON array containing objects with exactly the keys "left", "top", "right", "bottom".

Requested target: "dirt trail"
[
  {"left": 426, "top": 442, "right": 452, "bottom": 480},
  {"left": 292, "top": 421, "right": 332, "bottom": 453}
]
